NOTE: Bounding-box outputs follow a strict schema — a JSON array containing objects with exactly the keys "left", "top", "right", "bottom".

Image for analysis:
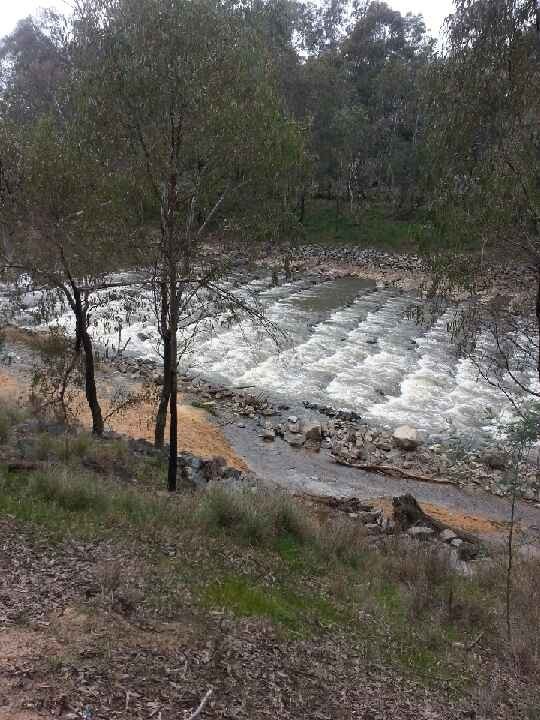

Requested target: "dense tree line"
[{"left": 1, "top": 0, "right": 539, "bottom": 486}]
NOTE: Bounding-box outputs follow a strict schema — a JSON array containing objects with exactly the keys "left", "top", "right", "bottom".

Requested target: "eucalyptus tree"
[
  {"left": 0, "top": 10, "right": 70, "bottom": 122},
  {"left": 0, "top": 113, "right": 133, "bottom": 434},
  {"left": 422, "top": 0, "right": 540, "bottom": 405},
  {"left": 75, "top": 0, "right": 305, "bottom": 490},
  {"left": 340, "top": 1, "right": 434, "bottom": 212}
]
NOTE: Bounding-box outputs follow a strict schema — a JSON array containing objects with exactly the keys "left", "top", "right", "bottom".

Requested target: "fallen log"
[
  {"left": 298, "top": 493, "right": 374, "bottom": 514},
  {"left": 332, "top": 456, "right": 454, "bottom": 485}
]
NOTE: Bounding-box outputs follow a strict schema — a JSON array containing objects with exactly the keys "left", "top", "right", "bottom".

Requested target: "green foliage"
[
  {"left": 302, "top": 200, "right": 422, "bottom": 249},
  {"left": 197, "top": 485, "right": 314, "bottom": 548},
  {"left": 203, "top": 575, "right": 342, "bottom": 633}
]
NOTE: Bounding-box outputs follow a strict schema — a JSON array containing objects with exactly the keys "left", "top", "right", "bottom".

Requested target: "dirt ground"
[{"left": 0, "top": 366, "right": 247, "bottom": 471}]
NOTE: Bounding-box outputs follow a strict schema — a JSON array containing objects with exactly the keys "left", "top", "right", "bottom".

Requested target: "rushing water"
[{"left": 9, "top": 274, "right": 540, "bottom": 445}]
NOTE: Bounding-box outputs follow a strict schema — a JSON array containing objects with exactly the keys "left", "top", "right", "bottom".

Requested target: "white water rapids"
[{"left": 8, "top": 274, "right": 540, "bottom": 446}]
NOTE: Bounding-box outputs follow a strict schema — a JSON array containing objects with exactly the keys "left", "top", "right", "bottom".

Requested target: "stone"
[
  {"left": 285, "top": 432, "right": 305, "bottom": 447},
  {"left": 262, "top": 428, "right": 275, "bottom": 442},
  {"left": 407, "top": 526, "right": 434, "bottom": 540},
  {"left": 439, "top": 529, "right": 457, "bottom": 543},
  {"left": 304, "top": 422, "right": 322, "bottom": 443},
  {"left": 392, "top": 425, "right": 422, "bottom": 451},
  {"left": 450, "top": 538, "right": 463, "bottom": 548}
]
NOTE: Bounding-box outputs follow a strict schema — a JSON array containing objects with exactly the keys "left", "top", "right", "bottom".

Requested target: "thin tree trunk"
[
  {"left": 74, "top": 289, "right": 103, "bottom": 436},
  {"left": 165, "top": 169, "right": 179, "bottom": 492},
  {"left": 168, "top": 263, "right": 178, "bottom": 492},
  {"left": 298, "top": 191, "right": 305, "bottom": 224},
  {"left": 154, "top": 331, "right": 171, "bottom": 449},
  {"left": 535, "top": 266, "right": 540, "bottom": 383},
  {"left": 155, "top": 278, "right": 171, "bottom": 449},
  {"left": 506, "top": 475, "right": 517, "bottom": 643}
]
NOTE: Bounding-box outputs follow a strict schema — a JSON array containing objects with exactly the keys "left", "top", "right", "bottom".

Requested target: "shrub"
[{"left": 197, "top": 486, "right": 316, "bottom": 548}]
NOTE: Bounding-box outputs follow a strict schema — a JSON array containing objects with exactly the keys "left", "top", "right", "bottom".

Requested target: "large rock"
[
  {"left": 304, "top": 422, "right": 322, "bottom": 443},
  {"left": 287, "top": 416, "right": 302, "bottom": 433},
  {"left": 392, "top": 425, "right": 422, "bottom": 451},
  {"left": 285, "top": 432, "right": 305, "bottom": 447}
]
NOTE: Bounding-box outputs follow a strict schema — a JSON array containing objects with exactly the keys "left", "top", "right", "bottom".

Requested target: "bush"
[{"left": 197, "top": 486, "right": 316, "bottom": 548}]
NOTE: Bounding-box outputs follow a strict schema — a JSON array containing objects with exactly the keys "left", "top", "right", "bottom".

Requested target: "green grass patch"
[
  {"left": 196, "top": 485, "right": 315, "bottom": 549},
  {"left": 203, "top": 575, "right": 343, "bottom": 634},
  {"left": 302, "top": 201, "right": 423, "bottom": 251},
  {"left": 0, "top": 466, "right": 182, "bottom": 539}
]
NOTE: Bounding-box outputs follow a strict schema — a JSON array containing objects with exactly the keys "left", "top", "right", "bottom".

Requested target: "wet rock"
[
  {"left": 285, "top": 432, "right": 305, "bottom": 447},
  {"left": 304, "top": 422, "right": 322, "bottom": 443},
  {"left": 393, "top": 425, "right": 422, "bottom": 451},
  {"left": 262, "top": 428, "right": 275, "bottom": 442}
]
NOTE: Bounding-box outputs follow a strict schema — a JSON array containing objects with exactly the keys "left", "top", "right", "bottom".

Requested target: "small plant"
[{"left": 30, "top": 326, "right": 84, "bottom": 427}]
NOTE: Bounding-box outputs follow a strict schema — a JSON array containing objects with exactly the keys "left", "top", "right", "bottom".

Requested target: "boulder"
[
  {"left": 285, "top": 432, "right": 305, "bottom": 447},
  {"left": 262, "top": 428, "right": 275, "bottom": 442},
  {"left": 287, "top": 416, "right": 302, "bottom": 433},
  {"left": 392, "top": 425, "right": 422, "bottom": 451},
  {"left": 304, "top": 422, "right": 322, "bottom": 443}
]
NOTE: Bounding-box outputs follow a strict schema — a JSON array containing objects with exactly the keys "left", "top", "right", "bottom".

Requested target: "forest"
[{"left": 0, "top": 1, "right": 540, "bottom": 718}]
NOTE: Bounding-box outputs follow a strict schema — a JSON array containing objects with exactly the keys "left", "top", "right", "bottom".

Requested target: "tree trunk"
[
  {"left": 167, "top": 263, "right": 178, "bottom": 492},
  {"left": 73, "top": 288, "right": 104, "bottom": 436},
  {"left": 298, "top": 191, "right": 305, "bottom": 224},
  {"left": 154, "top": 331, "right": 171, "bottom": 449},
  {"left": 155, "top": 278, "right": 171, "bottom": 449},
  {"left": 536, "top": 266, "right": 540, "bottom": 383}
]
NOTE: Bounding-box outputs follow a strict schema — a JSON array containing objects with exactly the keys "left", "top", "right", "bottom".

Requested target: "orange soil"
[
  {"left": 0, "top": 370, "right": 247, "bottom": 471},
  {"left": 371, "top": 497, "right": 509, "bottom": 536}
]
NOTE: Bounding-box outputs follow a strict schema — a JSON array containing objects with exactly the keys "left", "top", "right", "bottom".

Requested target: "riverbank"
[
  {"left": 1, "top": 322, "right": 540, "bottom": 549},
  {"left": 1, "top": 396, "right": 539, "bottom": 719}
]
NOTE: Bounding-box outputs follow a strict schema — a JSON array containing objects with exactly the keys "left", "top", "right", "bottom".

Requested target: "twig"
[{"left": 186, "top": 689, "right": 213, "bottom": 720}]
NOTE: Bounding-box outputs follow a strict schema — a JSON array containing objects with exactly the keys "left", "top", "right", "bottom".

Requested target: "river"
[{"left": 12, "top": 273, "right": 540, "bottom": 446}]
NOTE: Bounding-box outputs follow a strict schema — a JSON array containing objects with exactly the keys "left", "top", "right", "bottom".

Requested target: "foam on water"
[{"left": 8, "top": 272, "right": 539, "bottom": 443}]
